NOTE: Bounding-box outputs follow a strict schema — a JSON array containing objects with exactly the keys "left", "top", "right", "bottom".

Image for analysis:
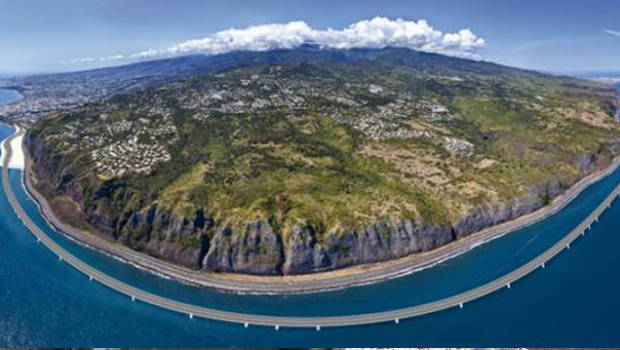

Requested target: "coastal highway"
[
  {"left": 20, "top": 127, "right": 620, "bottom": 296},
  {"left": 3, "top": 126, "right": 620, "bottom": 328}
]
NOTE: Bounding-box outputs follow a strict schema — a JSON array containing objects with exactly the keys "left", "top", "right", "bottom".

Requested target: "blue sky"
[{"left": 1, "top": 0, "right": 619, "bottom": 74}]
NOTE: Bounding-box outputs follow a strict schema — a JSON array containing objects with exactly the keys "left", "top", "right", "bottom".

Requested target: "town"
[{"left": 35, "top": 63, "right": 480, "bottom": 179}]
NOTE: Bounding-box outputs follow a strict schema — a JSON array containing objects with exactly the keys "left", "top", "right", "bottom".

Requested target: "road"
[{"left": 3, "top": 126, "right": 619, "bottom": 328}]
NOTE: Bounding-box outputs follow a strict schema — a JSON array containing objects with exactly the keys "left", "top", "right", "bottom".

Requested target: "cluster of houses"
[
  {"left": 45, "top": 110, "right": 177, "bottom": 178},
  {"left": 175, "top": 69, "right": 476, "bottom": 155},
  {"left": 41, "top": 67, "right": 478, "bottom": 179},
  {"left": 91, "top": 136, "right": 171, "bottom": 177}
]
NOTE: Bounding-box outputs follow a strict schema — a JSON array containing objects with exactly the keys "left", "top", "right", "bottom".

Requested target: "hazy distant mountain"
[
  {"left": 0, "top": 46, "right": 559, "bottom": 121},
  {"left": 573, "top": 71, "right": 620, "bottom": 85}
]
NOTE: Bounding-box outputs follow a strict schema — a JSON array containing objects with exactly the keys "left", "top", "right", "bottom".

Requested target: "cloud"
[
  {"left": 60, "top": 56, "right": 97, "bottom": 65},
  {"left": 64, "top": 17, "right": 486, "bottom": 65},
  {"left": 604, "top": 29, "right": 620, "bottom": 37}
]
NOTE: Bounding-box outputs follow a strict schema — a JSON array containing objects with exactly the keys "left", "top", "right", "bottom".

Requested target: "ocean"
[{"left": 0, "top": 88, "right": 22, "bottom": 106}]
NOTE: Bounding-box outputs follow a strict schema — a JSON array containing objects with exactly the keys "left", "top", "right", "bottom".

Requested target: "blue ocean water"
[
  {"left": 0, "top": 88, "right": 22, "bottom": 105},
  {"left": 1, "top": 114, "right": 620, "bottom": 345}
]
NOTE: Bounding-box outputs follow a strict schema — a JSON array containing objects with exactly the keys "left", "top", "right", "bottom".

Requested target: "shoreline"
[
  {"left": 0, "top": 88, "right": 24, "bottom": 106},
  {"left": 0, "top": 125, "right": 24, "bottom": 169},
  {"left": 8, "top": 125, "right": 620, "bottom": 328},
  {"left": 18, "top": 127, "right": 620, "bottom": 294}
]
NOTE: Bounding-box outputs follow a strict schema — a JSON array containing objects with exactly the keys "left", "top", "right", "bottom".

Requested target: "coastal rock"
[
  {"left": 119, "top": 206, "right": 210, "bottom": 268},
  {"left": 282, "top": 219, "right": 454, "bottom": 274},
  {"left": 576, "top": 153, "right": 598, "bottom": 176},
  {"left": 57, "top": 173, "right": 84, "bottom": 203},
  {"left": 281, "top": 226, "right": 320, "bottom": 274},
  {"left": 454, "top": 177, "right": 562, "bottom": 237},
  {"left": 202, "top": 220, "right": 284, "bottom": 275},
  {"left": 610, "top": 139, "right": 620, "bottom": 155}
]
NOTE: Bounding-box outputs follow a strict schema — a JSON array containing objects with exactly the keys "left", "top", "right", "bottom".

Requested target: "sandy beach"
[
  {"left": 0, "top": 125, "right": 25, "bottom": 169},
  {"left": 17, "top": 126, "right": 620, "bottom": 294}
]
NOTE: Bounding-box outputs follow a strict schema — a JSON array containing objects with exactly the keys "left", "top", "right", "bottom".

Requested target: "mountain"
[
  {"left": 26, "top": 47, "right": 620, "bottom": 275},
  {"left": 0, "top": 45, "right": 576, "bottom": 121},
  {"left": 0, "top": 55, "right": 221, "bottom": 121}
]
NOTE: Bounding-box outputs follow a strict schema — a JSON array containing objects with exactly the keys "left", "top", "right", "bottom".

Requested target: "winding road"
[{"left": 3, "top": 126, "right": 619, "bottom": 328}]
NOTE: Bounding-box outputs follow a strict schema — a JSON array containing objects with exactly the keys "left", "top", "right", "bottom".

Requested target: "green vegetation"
[{"left": 30, "top": 48, "right": 620, "bottom": 249}]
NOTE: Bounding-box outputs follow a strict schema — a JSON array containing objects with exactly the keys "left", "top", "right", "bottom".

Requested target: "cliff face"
[
  {"left": 453, "top": 178, "right": 562, "bottom": 238},
  {"left": 203, "top": 221, "right": 284, "bottom": 274},
  {"left": 281, "top": 220, "right": 455, "bottom": 274},
  {"left": 119, "top": 206, "right": 211, "bottom": 268},
  {"left": 27, "top": 132, "right": 594, "bottom": 275}
]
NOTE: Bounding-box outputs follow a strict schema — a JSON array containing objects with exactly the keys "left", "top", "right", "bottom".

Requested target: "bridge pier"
[
  {"left": 131, "top": 295, "right": 135, "bottom": 301},
  {"left": 189, "top": 313, "right": 193, "bottom": 319},
  {"left": 275, "top": 325, "right": 280, "bottom": 331},
  {"left": 541, "top": 262, "right": 545, "bottom": 268},
  {"left": 459, "top": 302, "right": 463, "bottom": 309},
  {"left": 316, "top": 325, "right": 321, "bottom": 331},
  {"left": 244, "top": 322, "right": 249, "bottom": 328},
  {"left": 36, "top": 237, "right": 40, "bottom": 243},
  {"left": 566, "top": 243, "right": 571, "bottom": 249},
  {"left": 58, "top": 256, "right": 62, "bottom": 261},
  {"left": 506, "top": 282, "right": 511, "bottom": 289},
  {"left": 395, "top": 318, "right": 400, "bottom": 324},
  {"left": 89, "top": 275, "right": 93, "bottom": 281}
]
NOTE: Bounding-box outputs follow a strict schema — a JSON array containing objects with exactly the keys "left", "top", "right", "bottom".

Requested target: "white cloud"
[
  {"left": 604, "top": 29, "right": 620, "bottom": 37},
  {"left": 100, "top": 54, "right": 125, "bottom": 61},
  {"left": 63, "top": 56, "right": 96, "bottom": 65},
  {"left": 65, "top": 17, "right": 486, "bottom": 65}
]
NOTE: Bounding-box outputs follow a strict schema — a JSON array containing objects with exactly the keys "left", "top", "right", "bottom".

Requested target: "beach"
[{"left": 0, "top": 125, "right": 24, "bottom": 169}]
